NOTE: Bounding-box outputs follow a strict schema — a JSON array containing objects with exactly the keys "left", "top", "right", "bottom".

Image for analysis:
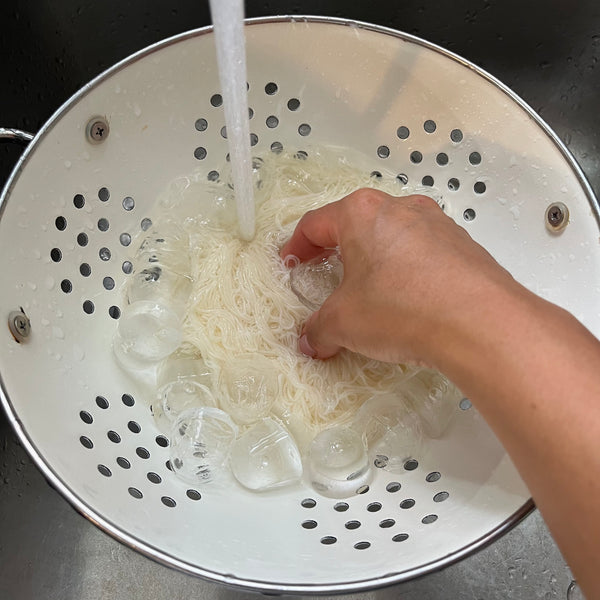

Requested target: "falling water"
[{"left": 209, "top": 0, "right": 255, "bottom": 241}]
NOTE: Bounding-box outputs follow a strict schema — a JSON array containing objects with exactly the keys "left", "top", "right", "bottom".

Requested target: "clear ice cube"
[
  {"left": 219, "top": 354, "right": 278, "bottom": 425},
  {"left": 353, "top": 394, "right": 423, "bottom": 473},
  {"left": 288, "top": 252, "right": 343, "bottom": 311},
  {"left": 169, "top": 407, "right": 238, "bottom": 485},
  {"left": 127, "top": 265, "right": 192, "bottom": 319},
  {"left": 404, "top": 369, "right": 462, "bottom": 438},
  {"left": 308, "top": 426, "right": 371, "bottom": 498},
  {"left": 229, "top": 417, "right": 302, "bottom": 491},
  {"left": 113, "top": 301, "right": 182, "bottom": 371},
  {"left": 156, "top": 356, "right": 216, "bottom": 422}
]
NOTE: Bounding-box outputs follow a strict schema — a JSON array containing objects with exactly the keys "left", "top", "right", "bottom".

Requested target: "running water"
[{"left": 209, "top": 0, "right": 255, "bottom": 241}]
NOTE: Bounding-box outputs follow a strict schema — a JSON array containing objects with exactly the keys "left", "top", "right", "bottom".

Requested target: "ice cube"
[
  {"left": 230, "top": 417, "right": 302, "bottom": 491},
  {"left": 308, "top": 426, "right": 371, "bottom": 498},
  {"left": 353, "top": 394, "right": 423, "bottom": 473},
  {"left": 113, "top": 301, "right": 182, "bottom": 371},
  {"left": 404, "top": 369, "right": 462, "bottom": 438},
  {"left": 157, "top": 356, "right": 216, "bottom": 422},
  {"left": 169, "top": 407, "right": 238, "bottom": 485},
  {"left": 219, "top": 354, "right": 278, "bottom": 425},
  {"left": 288, "top": 252, "right": 343, "bottom": 311},
  {"left": 127, "top": 265, "right": 192, "bottom": 319}
]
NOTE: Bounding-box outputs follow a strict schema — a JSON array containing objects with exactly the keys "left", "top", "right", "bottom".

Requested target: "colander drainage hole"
[
  {"left": 354, "top": 541, "right": 370, "bottom": 550},
  {"left": 367, "top": 502, "right": 382, "bottom": 513},
  {"left": 356, "top": 485, "right": 370, "bottom": 495},
  {"left": 195, "top": 118, "right": 208, "bottom": 131},
  {"left": 271, "top": 141, "right": 283, "bottom": 154},
  {"left": 396, "top": 126, "right": 410, "bottom": 140},
  {"left": 194, "top": 147, "right": 207, "bottom": 160},
  {"left": 140, "top": 218, "right": 152, "bottom": 232},
  {"left": 96, "top": 396, "right": 109, "bottom": 409},
  {"left": 120, "top": 233, "right": 131, "bottom": 246},
  {"left": 422, "top": 514, "right": 438, "bottom": 524},
  {"left": 128, "top": 487, "right": 143, "bottom": 499},
  {"left": 210, "top": 94, "right": 222, "bottom": 107},
  {"left": 266, "top": 115, "right": 279, "bottom": 128},
  {"left": 302, "top": 520, "right": 318, "bottom": 529},
  {"left": 98, "top": 187, "right": 110, "bottom": 202},
  {"left": 79, "top": 435, "right": 93, "bottom": 449},
  {"left": 55, "top": 216, "right": 67, "bottom": 231},
  {"left": 83, "top": 300, "right": 95, "bottom": 314},
  {"left": 99, "top": 247, "right": 111, "bottom": 261},
  {"left": 50, "top": 248, "right": 62, "bottom": 263},
  {"left": 186, "top": 489, "right": 201, "bottom": 501},
  {"left": 208, "top": 170, "right": 219, "bottom": 182},
  {"left": 165, "top": 460, "right": 173, "bottom": 471},
  {"left": 97, "top": 464, "right": 112, "bottom": 477},
  {"left": 320, "top": 536, "right": 337, "bottom": 545},
  {"left": 463, "top": 208, "right": 476, "bottom": 222},
  {"left": 298, "top": 123, "right": 311, "bottom": 137},
  {"left": 377, "top": 145, "right": 390, "bottom": 159},
  {"left": 345, "top": 520, "right": 361, "bottom": 530},
  {"left": 421, "top": 176, "right": 434, "bottom": 187},
  {"left": 474, "top": 181, "right": 487, "bottom": 194},
  {"left": 122, "top": 393, "right": 135, "bottom": 407},
  {"left": 424, "top": 119, "right": 437, "bottom": 133},
  {"left": 147, "top": 472, "right": 162, "bottom": 484},
  {"left": 448, "top": 178, "right": 461, "bottom": 191},
  {"left": 107, "top": 430, "right": 121, "bottom": 443},
  {"left": 400, "top": 499, "right": 416, "bottom": 509},
  {"left": 264, "top": 82, "right": 278, "bottom": 95},
  {"left": 386, "top": 482, "right": 401, "bottom": 493},
  {"left": 116, "top": 457, "right": 131, "bottom": 469},
  {"left": 410, "top": 151, "right": 423, "bottom": 164},
  {"left": 333, "top": 502, "right": 349, "bottom": 512},
  {"left": 122, "top": 196, "right": 135, "bottom": 211},
  {"left": 396, "top": 174, "right": 408, "bottom": 185},
  {"left": 469, "top": 151, "right": 482, "bottom": 165},
  {"left": 122, "top": 261, "right": 133, "bottom": 274},
  {"left": 379, "top": 519, "right": 395, "bottom": 528},
  {"left": 287, "top": 98, "right": 300, "bottom": 111},
  {"left": 79, "top": 411, "right": 93, "bottom": 424},
  {"left": 80, "top": 263, "right": 91, "bottom": 277},
  {"left": 436, "top": 152, "right": 449, "bottom": 166},
  {"left": 73, "top": 194, "right": 85, "bottom": 209},
  {"left": 155, "top": 434, "right": 169, "bottom": 447},
  {"left": 370, "top": 171, "right": 382, "bottom": 179},
  {"left": 450, "top": 128, "right": 463, "bottom": 143},
  {"left": 127, "top": 421, "right": 141, "bottom": 434},
  {"left": 60, "top": 279, "right": 72, "bottom": 293},
  {"left": 301, "top": 498, "right": 317, "bottom": 509},
  {"left": 404, "top": 459, "right": 419, "bottom": 471},
  {"left": 97, "top": 218, "right": 109, "bottom": 232},
  {"left": 103, "top": 277, "right": 115, "bottom": 290},
  {"left": 161, "top": 496, "right": 177, "bottom": 508},
  {"left": 392, "top": 533, "right": 409, "bottom": 542},
  {"left": 426, "top": 471, "right": 441, "bottom": 483},
  {"left": 433, "top": 491, "right": 449, "bottom": 503},
  {"left": 77, "top": 232, "right": 88, "bottom": 247},
  {"left": 136, "top": 447, "right": 150, "bottom": 459}
]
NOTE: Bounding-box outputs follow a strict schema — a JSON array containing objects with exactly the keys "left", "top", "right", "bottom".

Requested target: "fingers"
[
  {"left": 279, "top": 202, "right": 341, "bottom": 262},
  {"left": 298, "top": 296, "right": 346, "bottom": 360}
]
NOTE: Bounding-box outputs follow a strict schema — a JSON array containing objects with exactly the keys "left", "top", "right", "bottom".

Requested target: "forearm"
[{"left": 434, "top": 281, "right": 600, "bottom": 598}]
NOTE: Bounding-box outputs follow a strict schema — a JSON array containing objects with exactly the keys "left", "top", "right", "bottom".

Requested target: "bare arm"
[{"left": 280, "top": 189, "right": 600, "bottom": 598}]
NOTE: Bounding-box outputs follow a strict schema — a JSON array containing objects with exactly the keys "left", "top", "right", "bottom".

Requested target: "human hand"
[{"left": 280, "top": 188, "right": 518, "bottom": 367}]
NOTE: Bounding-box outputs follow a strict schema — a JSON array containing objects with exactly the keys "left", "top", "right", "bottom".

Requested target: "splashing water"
[{"left": 209, "top": 0, "right": 255, "bottom": 241}]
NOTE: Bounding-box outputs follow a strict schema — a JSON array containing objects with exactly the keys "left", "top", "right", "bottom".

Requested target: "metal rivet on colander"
[
  {"left": 8, "top": 310, "right": 31, "bottom": 343},
  {"left": 86, "top": 117, "right": 110, "bottom": 144},
  {"left": 545, "top": 202, "right": 569, "bottom": 233}
]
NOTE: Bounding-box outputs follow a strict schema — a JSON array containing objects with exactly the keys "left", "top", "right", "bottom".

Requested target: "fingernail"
[{"left": 299, "top": 334, "right": 317, "bottom": 358}]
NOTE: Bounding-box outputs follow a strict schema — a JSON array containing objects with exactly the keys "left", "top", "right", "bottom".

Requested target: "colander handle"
[{"left": 0, "top": 128, "right": 34, "bottom": 144}]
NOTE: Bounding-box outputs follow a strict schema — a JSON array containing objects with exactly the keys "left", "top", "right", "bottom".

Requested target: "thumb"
[{"left": 298, "top": 299, "right": 345, "bottom": 360}]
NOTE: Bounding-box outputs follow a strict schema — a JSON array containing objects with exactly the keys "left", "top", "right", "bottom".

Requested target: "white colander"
[{"left": 1, "top": 17, "right": 599, "bottom": 595}]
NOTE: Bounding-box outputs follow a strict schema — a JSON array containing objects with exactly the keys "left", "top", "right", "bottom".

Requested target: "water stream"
[{"left": 209, "top": 0, "right": 255, "bottom": 241}]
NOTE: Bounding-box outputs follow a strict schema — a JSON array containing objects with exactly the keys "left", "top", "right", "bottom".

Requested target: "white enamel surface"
[{"left": 0, "top": 19, "right": 598, "bottom": 592}]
